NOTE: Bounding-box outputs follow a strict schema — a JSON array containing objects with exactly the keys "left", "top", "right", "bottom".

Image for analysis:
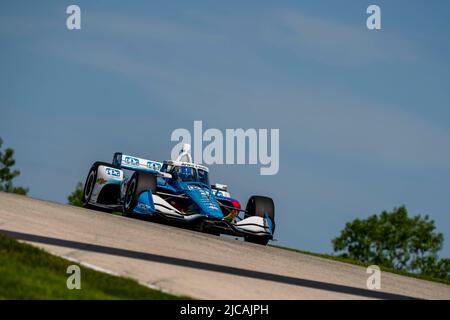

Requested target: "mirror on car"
[{"left": 159, "top": 172, "right": 172, "bottom": 179}]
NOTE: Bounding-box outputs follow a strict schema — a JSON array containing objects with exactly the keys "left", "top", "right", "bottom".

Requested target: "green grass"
[
  {"left": 271, "top": 244, "right": 450, "bottom": 286},
  {"left": 0, "top": 233, "right": 185, "bottom": 299}
]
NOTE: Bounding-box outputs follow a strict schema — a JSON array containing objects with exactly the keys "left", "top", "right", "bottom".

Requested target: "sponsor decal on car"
[
  {"left": 124, "top": 156, "right": 140, "bottom": 167},
  {"left": 96, "top": 178, "right": 107, "bottom": 185},
  {"left": 105, "top": 168, "right": 121, "bottom": 177},
  {"left": 147, "top": 161, "right": 162, "bottom": 171}
]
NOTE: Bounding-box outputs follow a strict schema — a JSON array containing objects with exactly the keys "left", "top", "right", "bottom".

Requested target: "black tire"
[
  {"left": 82, "top": 161, "right": 118, "bottom": 213},
  {"left": 244, "top": 195, "right": 275, "bottom": 245},
  {"left": 123, "top": 171, "right": 157, "bottom": 217}
]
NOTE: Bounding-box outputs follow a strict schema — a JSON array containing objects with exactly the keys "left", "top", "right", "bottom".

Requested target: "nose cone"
[{"left": 183, "top": 183, "right": 223, "bottom": 219}]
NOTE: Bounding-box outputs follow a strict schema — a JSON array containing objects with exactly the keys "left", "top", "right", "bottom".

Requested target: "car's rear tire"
[
  {"left": 82, "top": 162, "right": 117, "bottom": 213},
  {"left": 123, "top": 171, "right": 157, "bottom": 217},
  {"left": 244, "top": 195, "right": 275, "bottom": 245}
]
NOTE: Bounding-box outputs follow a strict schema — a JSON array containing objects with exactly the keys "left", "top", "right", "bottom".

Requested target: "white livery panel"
[
  {"left": 234, "top": 216, "right": 271, "bottom": 235},
  {"left": 90, "top": 165, "right": 123, "bottom": 203},
  {"left": 121, "top": 154, "right": 163, "bottom": 173}
]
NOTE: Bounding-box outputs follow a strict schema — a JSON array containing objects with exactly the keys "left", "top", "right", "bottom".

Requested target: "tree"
[
  {"left": 67, "top": 182, "right": 84, "bottom": 207},
  {"left": 0, "top": 137, "right": 28, "bottom": 195},
  {"left": 333, "top": 206, "right": 449, "bottom": 280}
]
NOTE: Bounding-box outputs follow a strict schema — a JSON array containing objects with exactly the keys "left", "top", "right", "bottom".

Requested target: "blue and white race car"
[{"left": 82, "top": 144, "right": 275, "bottom": 245}]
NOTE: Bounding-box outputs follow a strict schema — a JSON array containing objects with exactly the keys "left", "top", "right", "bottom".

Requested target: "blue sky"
[{"left": 1, "top": 1, "right": 450, "bottom": 256}]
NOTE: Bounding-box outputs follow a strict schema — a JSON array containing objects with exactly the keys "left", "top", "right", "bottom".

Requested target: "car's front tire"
[
  {"left": 244, "top": 195, "right": 275, "bottom": 245},
  {"left": 123, "top": 171, "right": 157, "bottom": 217},
  {"left": 83, "top": 167, "right": 97, "bottom": 209}
]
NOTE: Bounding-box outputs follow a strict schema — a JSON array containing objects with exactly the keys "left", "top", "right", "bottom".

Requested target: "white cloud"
[{"left": 272, "top": 11, "right": 419, "bottom": 66}]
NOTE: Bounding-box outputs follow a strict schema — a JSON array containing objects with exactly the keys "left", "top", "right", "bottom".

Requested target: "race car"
[{"left": 82, "top": 144, "right": 275, "bottom": 245}]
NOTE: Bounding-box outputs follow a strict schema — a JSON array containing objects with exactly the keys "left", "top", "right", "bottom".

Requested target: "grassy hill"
[{"left": 0, "top": 233, "right": 184, "bottom": 299}]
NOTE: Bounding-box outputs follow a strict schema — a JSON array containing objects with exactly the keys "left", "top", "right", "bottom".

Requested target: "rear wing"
[{"left": 112, "top": 152, "right": 163, "bottom": 174}]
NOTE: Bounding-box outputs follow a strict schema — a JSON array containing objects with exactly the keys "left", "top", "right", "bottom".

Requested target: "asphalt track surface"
[{"left": 1, "top": 192, "right": 449, "bottom": 299}]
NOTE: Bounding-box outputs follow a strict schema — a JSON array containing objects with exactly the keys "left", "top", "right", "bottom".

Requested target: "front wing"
[{"left": 134, "top": 191, "right": 273, "bottom": 238}]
